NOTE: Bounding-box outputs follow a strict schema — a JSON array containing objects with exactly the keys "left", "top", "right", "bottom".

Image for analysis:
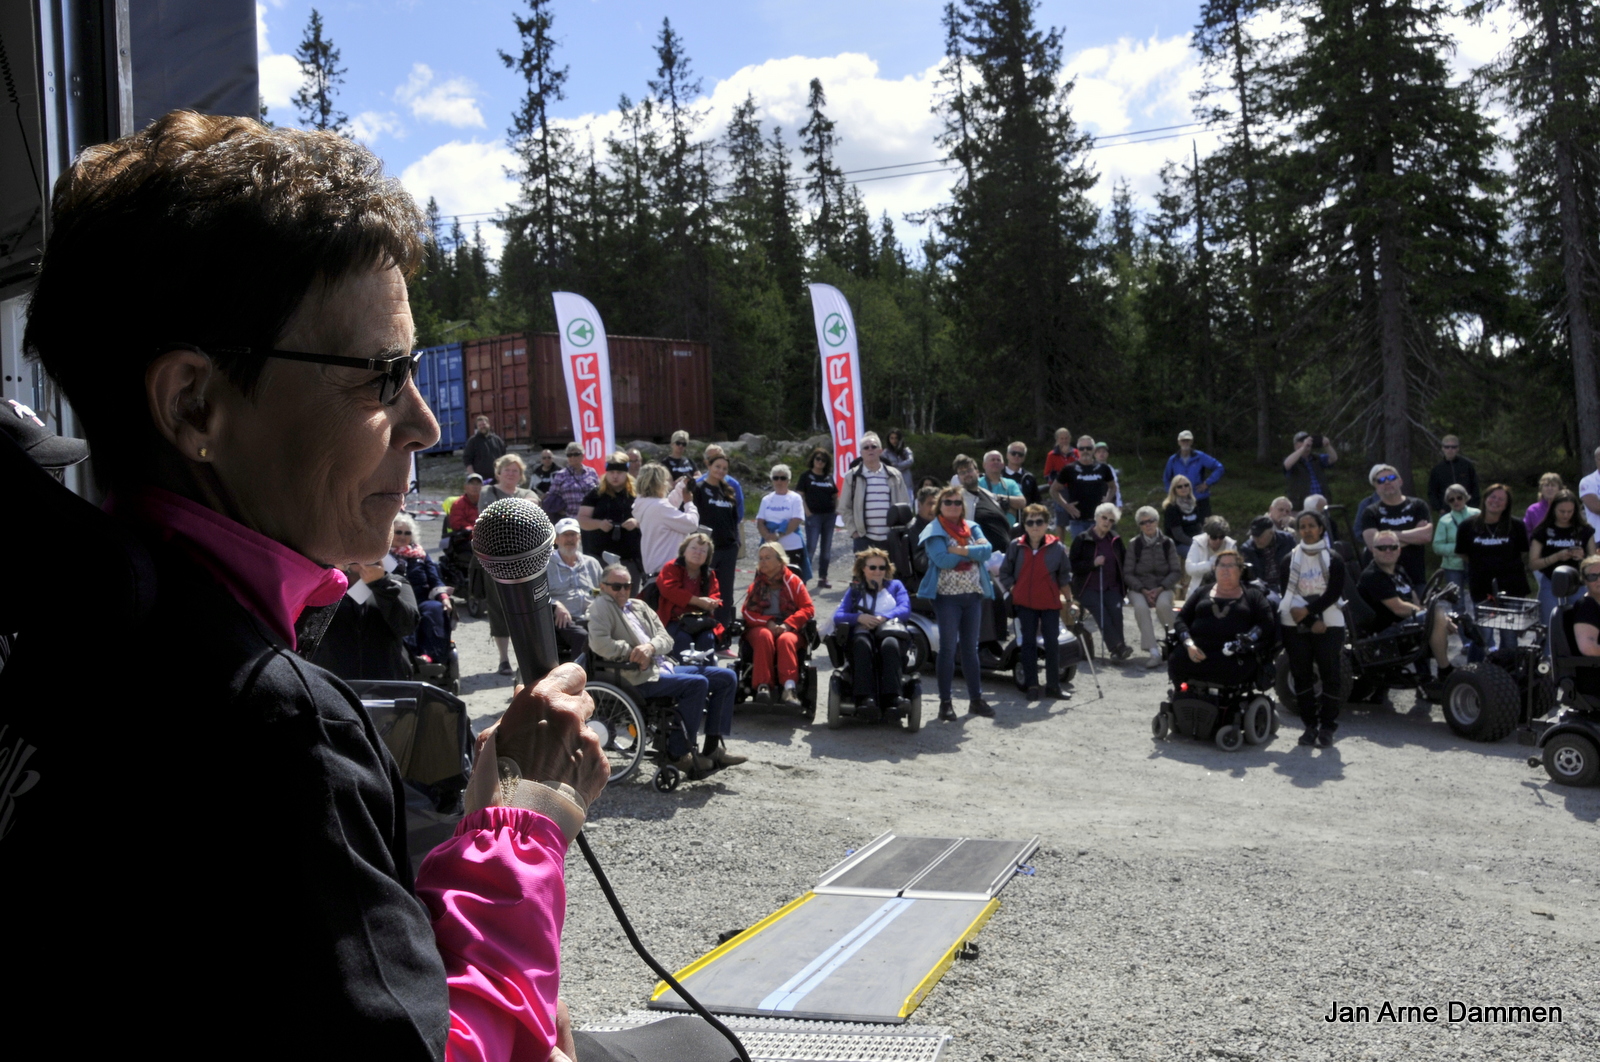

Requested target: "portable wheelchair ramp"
[{"left": 650, "top": 834, "right": 1037, "bottom": 1024}]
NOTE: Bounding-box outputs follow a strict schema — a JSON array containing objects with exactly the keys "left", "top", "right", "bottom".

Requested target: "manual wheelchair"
[{"left": 1153, "top": 631, "right": 1282, "bottom": 751}]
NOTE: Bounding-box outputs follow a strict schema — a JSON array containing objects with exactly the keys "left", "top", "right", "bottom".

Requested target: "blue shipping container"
[{"left": 415, "top": 343, "right": 466, "bottom": 453}]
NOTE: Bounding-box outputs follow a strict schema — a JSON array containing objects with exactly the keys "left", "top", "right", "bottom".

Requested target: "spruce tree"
[{"left": 292, "top": 9, "right": 347, "bottom": 133}]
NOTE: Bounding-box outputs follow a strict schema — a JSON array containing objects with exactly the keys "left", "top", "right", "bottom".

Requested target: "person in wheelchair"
[
  {"left": 1357, "top": 529, "right": 1457, "bottom": 696},
  {"left": 741, "top": 543, "right": 817, "bottom": 707},
  {"left": 656, "top": 532, "right": 725, "bottom": 654},
  {"left": 587, "top": 563, "right": 746, "bottom": 773},
  {"left": 832, "top": 547, "right": 912, "bottom": 718},
  {"left": 390, "top": 514, "right": 454, "bottom": 667},
  {"left": 548, "top": 518, "right": 601, "bottom": 659},
  {"left": 1170, "top": 550, "right": 1276, "bottom": 690},
  {"left": 1568, "top": 556, "right": 1600, "bottom": 699}
]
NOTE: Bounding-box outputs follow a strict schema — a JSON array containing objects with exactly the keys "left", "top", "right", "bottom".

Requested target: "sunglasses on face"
[
  {"left": 393, "top": 529, "right": 413, "bottom": 536},
  {"left": 940, "top": 499, "right": 965, "bottom": 507},
  {"left": 190, "top": 343, "right": 422, "bottom": 405},
  {"left": 1376, "top": 474, "right": 1400, "bottom": 485},
  {"left": 1373, "top": 544, "right": 1400, "bottom": 552},
  {"left": 771, "top": 475, "right": 789, "bottom": 481},
  {"left": 1008, "top": 450, "right": 1025, "bottom": 457},
  {"left": 602, "top": 581, "right": 631, "bottom": 591},
  {"left": 1024, "top": 518, "right": 1047, "bottom": 526},
  {"left": 865, "top": 564, "right": 888, "bottom": 571},
  {"left": 1442, "top": 444, "right": 1458, "bottom": 450},
  {"left": 1138, "top": 518, "right": 1156, "bottom": 525},
  {"left": 1584, "top": 571, "right": 1600, "bottom": 582},
  {"left": 1208, "top": 534, "right": 1223, "bottom": 542},
  {"left": 860, "top": 444, "right": 881, "bottom": 451},
  {"left": 1097, "top": 516, "right": 1114, "bottom": 523}
]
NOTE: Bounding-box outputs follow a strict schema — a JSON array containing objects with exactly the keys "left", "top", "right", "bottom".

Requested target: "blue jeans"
[
  {"left": 806, "top": 512, "right": 837, "bottom": 581},
  {"left": 668, "top": 622, "right": 718, "bottom": 655},
  {"left": 1015, "top": 606, "right": 1060, "bottom": 689},
  {"left": 1081, "top": 587, "right": 1127, "bottom": 653},
  {"left": 795, "top": 537, "right": 813, "bottom": 582},
  {"left": 934, "top": 592, "right": 984, "bottom": 702},
  {"left": 1536, "top": 572, "right": 1560, "bottom": 657},
  {"left": 632, "top": 664, "right": 737, "bottom": 756},
  {"left": 1469, "top": 597, "right": 1519, "bottom": 659},
  {"left": 410, "top": 599, "right": 451, "bottom": 661},
  {"left": 1068, "top": 518, "right": 1093, "bottom": 540}
]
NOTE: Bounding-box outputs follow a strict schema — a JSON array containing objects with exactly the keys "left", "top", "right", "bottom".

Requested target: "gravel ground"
[{"left": 414, "top": 507, "right": 1599, "bottom": 1061}]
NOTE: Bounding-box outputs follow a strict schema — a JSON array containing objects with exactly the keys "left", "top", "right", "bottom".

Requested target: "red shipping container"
[
  {"left": 463, "top": 335, "right": 531, "bottom": 444},
  {"left": 524, "top": 333, "right": 713, "bottom": 445}
]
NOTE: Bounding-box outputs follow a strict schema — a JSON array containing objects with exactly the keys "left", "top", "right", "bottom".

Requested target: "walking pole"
[{"left": 1074, "top": 617, "right": 1105, "bottom": 701}]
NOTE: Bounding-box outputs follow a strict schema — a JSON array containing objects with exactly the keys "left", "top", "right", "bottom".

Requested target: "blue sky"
[{"left": 256, "top": 0, "right": 1506, "bottom": 254}]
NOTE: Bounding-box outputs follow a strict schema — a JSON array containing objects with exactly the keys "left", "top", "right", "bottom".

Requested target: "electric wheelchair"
[
  {"left": 1154, "top": 627, "right": 1281, "bottom": 751},
  {"left": 822, "top": 621, "right": 924, "bottom": 732},
  {"left": 1521, "top": 565, "right": 1600, "bottom": 786}
]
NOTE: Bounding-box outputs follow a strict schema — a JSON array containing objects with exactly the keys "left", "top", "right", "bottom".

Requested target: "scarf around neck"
[
  {"left": 939, "top": 514, "right": 975, "bottom": 571},
  {"left": 1174, "top": 493, "right": 1197, "bottom": 515}
]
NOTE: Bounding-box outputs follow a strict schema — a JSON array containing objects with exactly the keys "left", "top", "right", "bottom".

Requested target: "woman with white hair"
[
  {"left": 1124, "top": 505, "right": 1183, "bottom": 669},
  {"left": 389, "top": 512, "right": 453, "bottom": 665},
  {"left": 1069, "top": 502, "right": 1133, "bottom": 662},
  {"left": 758, "top": 463, "right": 810, "bottom": 580},
  {"left": 633, "top": 462, "right": 700, "bottom": 577},
  {"left": 741, "top": 543, "right": 816, "bottom": 706}
]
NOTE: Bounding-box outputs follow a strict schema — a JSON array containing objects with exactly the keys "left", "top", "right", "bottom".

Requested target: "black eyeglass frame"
[{"left": 170, "top": 342, "right": 422, "bottom": 406}]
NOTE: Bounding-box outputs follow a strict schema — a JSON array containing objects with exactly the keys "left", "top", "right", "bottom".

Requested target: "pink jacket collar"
[{"left": 110, "top": 487, "right": 348, "bottom": 649}]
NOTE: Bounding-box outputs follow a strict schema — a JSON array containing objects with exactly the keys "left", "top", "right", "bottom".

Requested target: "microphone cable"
[{"left": 574, "top": 831, "right": 752, "bottom": 1062}]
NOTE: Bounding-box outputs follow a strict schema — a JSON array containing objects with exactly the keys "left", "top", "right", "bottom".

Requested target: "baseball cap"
[
  {"left": 553, "top": 517, "right": 581, "bottom": 536},
  {"left": 465, "top": 472, "right": 483, "bottom": 483},
  {"left": 1293, "top": 430, "right": 1311, "bottom": 443},
  {"left": 2, "top": 399, "right": 90, "bottom": 469},
  {"left": 1177, "top": 430, "right": 1194, "bottom": 441},
  {"left": 1094, "top": 440, "right": 1109, "bottom": 450}
]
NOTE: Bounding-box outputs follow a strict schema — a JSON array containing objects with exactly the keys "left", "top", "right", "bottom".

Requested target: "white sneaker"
[{"left": 1145, "top": 649, "right": 1162, "bottom": 669}]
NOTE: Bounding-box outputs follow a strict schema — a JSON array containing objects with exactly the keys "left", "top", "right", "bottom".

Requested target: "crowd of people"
[{"left": 417, "top": 423, "right": 1600, "bottom": 747}]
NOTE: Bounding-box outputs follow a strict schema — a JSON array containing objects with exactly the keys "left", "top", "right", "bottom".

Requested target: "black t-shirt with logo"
[
  {"left": 1358, "top": 496, "right": 1431, "bottom": 584},
  {"left": 692, "top": 479, "right": 742, "bottom": 548},
  {"left": 1057, "top": 462, "right": 1112, "bottom": 514},
  {"left": 664, "top": 454, "right": 698, "bottom": 482},
  {"left": 1003, "top": 467, "right": 1041, "bottom": 505},
  {"left": 1531, "top": 521, "right": 1594, "bottom": 571},
  {"left": 1456, "top": 516, "right": 1529, "bottom": 600},
  {"left": 1358, "top": 564, "right": 1416, "bottom": 633},
  {"left": 796, "top": 469, "right": 838, "bottom": 514},
  {"left": 1571, "top": 596, "right": 1600, "bottom": 696},
  {"left": 529, "top": 462, "right": 558, "bottom": 496}
]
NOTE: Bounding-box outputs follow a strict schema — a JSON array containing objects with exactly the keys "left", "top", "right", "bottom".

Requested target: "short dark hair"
[{"left": 25, "top": 110, "right": 424, "bottom": 488}]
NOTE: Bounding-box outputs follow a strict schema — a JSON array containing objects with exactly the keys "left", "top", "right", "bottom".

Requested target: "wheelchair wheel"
[
  {"left": 1441, "top": 663, "right": 1519, "bottom": 742},
  {"left": 903, "top": 685, "right": 923, "bottom": 733},
  {"left": 1152, "top": 711, "right": 1171, "bottom": 740},
  {"left": 1542, "top": 734, "right": 1599, "bottom": 786},
  {"left": 1242, "top": 695, "right": 1274, "bottom": 745},
  {"left": 908, "top": 627, "right": 931, "bottom": 673},
  {"left": 1214, "top": 724, "right": 1243, "bottom": 751},
  {"left": 653, "top": 765, "right": 682, "bottom": 792},
  {"left": 801, "top": 668, "right": 819, "bottom": 723},
  {"left": 826, "top": 675, "right": 844, "bottom": 730},
  {"left": 1012, "top": 658, "right": 1029, "bottom": 693},
  {"left": 587, "top": 681, "right": 647, "bottom": 786},
  {"left": 1060, "top": 665, "right": 1077, "bottom": 686}
]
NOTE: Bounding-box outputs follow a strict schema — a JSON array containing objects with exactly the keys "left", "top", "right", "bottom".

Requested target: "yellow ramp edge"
[
  {"left": 898, "top": 898, "right": 1000, "bottom": 1018},
  {"left": 650, "top": 891, "right": 817, "bottom": 1001}
]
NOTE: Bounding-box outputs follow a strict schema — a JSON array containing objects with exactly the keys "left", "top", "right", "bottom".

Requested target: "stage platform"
[{"left": 650, "top": 833, "right": 1037, "bottom": 1024}]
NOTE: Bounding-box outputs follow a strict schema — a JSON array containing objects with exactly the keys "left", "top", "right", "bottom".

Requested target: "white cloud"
[
  {"left": 399, "top": 140, "right": 520, "bottom": 256},
  {"left": 256, "top": 3, "right": 300, "bottom": 112},
  {"left": 351, "top": 110, "right": 406, "bottom": 144},
  {"left": 396, "top": 64, "right": 486, "bottom": 128}
]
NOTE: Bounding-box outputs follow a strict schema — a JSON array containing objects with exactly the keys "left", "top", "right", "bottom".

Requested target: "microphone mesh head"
[{"left": 472, "top": 497, "right": 555, "bottom": 582}]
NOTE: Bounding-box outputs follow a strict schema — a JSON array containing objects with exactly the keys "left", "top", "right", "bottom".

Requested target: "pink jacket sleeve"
[{"left": 416, "top": 806, "right": 568, "bottom": 1062}]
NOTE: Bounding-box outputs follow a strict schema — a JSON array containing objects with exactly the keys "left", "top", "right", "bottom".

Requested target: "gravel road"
[{"left": 417, "top": 509, "right": 1598, "bottom": 1061}]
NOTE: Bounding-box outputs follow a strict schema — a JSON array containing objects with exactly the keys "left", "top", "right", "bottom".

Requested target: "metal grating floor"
[{"left": 579, "top": 1011, "right": 951, "bottom": 1062}]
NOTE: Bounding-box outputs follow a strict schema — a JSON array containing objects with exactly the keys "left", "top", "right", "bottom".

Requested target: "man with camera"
[{"left": 1284, "top": 431, "right": 1338, "bottom": 509}]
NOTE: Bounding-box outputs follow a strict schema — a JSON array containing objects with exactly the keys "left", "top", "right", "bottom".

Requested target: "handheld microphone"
[{"left": 472, "top": 498, "right": 560, "bottom": 685}]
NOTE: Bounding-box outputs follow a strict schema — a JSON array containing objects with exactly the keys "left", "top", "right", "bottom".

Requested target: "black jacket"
[
  {"left": 1240, "top": 533, "right": 1295, "bottom": 595},
  {"left": 0, "top": 435, "right": 448, "bottom": 1058},
  {"left": 1427, "top": 455, "right": 1480, "bottom": 512},
  {"left": 312, "top": 574, "right": 421, "bottom": 682}
]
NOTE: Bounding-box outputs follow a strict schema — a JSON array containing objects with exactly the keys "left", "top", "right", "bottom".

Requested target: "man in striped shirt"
[{"left": 839, "top": 431, "right": 910, "bottom": 552}]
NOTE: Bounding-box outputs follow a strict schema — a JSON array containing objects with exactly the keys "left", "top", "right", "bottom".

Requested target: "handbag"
[{"left": 675, "top": 612, "right": 718, "bottom": 635}]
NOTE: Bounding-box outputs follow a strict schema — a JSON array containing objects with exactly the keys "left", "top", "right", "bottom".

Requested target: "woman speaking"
[{"left": 3, "top": 112, "right": 605, "bottom": 1059}]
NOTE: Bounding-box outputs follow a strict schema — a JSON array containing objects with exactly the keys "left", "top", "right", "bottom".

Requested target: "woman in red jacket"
[
  {"left": 742, "top": 542, "right": 816, "bottom": 706},
  {"left": 656, "top": 532, "right": 724, "bottom": 654}
]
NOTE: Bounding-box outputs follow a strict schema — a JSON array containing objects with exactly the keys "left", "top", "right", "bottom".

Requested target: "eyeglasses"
[
  {"left": 860, "top": 444, "right": 881, "bottom": 451},
  {"left": 771, "top": 475, "right": 790, "bottom": 481},
  {"left": 1376, "top": 473, "right": 1399, "bottom": 485},
  {"left": 1442, "top": 444, "right": 1459, "bottom": 450},
  {"left": 1584, "top": 571, "right": 1600, "bottom": 582},
  {"left": 192, "top": 343, "right": 422, "bottom": 406},
  {"left": 1137, "top": 518, "right": 1156, "bottom": 526},
  {"left": 940, "top": 499, "right": 965, "bottom": 507},
  {"left": 1208, "top": 534, "right": 1224, "bottom": 542},
  {"left": 1024, "top": 518, "right": 1047, "bottom": 526},
  {"left": 1008, "top": 450, "right": 1025, "bottom": 457},
  {"left": 1372, "top": 544, "right": 1400, "bottom": 552},
  {"left": 602, "top": 581, "right": 631, "bottom": 591},
  {"left": 393, "top": 529, "right": 413, "bottom": 536},
  {"left": 1097, "top": 516, "right": 1114, "bottom": 523},
  {"left": 864, "top": 563, "right": 888, "bottom": 571}
]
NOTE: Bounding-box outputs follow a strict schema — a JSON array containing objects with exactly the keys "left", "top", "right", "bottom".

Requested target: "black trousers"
[
  {"left": 1282, "top": 624, "right": 1345, "bottom": 729},
  {"left": 711, "top": 545, "right": 739, "bottom": 630},
  {"left": 851, "top": 628, "right": 904, "bottom": 703}
]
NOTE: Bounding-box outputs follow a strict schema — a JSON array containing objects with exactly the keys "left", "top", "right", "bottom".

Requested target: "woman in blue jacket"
[
  {"left": 917, "top": 485, "right": 995, "bottom": 721},
  {"left": 832, "top": 547, "right": 913, "bottom": 719}
]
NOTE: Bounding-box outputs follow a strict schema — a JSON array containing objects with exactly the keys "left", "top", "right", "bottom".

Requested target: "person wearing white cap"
[
  {"left": 1162, "top": 430, "right": 1224, "bottom": 519},
  {"left": 547, "top": 517, "right": 602, "bottom": 657}
]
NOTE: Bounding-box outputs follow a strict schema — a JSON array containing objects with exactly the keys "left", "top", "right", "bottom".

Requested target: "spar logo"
[
  {"left": 566, "top": 317, "right": 596, "bottom": 347},
  {"left": 568, "top": 352, "right": 607, "bottom": 461},
  {"left": 825, "top": 352, "right": 857, "bottom": 465},
  {"left": 822, "top": 312, "right": 848, "bottom": 347}
]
